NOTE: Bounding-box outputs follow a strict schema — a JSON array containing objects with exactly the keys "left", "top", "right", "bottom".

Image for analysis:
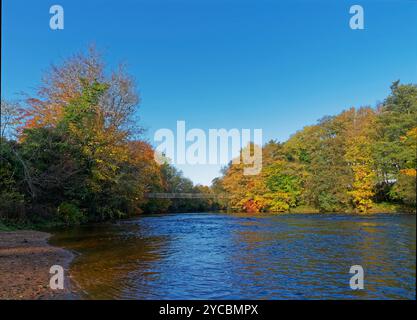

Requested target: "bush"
[{"left": 57, "top": 202, "right": 86, "bottom": 225}]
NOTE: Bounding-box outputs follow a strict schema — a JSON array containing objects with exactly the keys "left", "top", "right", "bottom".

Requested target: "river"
[{"left": 51, "top": 213, "right": 416, "bottom": 299}]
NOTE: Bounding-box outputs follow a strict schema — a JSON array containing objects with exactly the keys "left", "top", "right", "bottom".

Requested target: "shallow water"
[{"left": 51, "top": 213, "right": 416, "bottom": 299}]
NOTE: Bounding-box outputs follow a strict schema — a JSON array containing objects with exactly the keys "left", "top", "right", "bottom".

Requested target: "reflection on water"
[{"left": 51, "top": 213, "right": 416, "bottom": 299}]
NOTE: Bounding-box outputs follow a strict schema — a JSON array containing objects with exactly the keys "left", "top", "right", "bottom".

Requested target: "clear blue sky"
[{"left": 2, "top": 0, "right": 417, "bottom": 185}]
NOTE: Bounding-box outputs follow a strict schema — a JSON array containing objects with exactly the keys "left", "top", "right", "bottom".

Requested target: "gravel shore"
[{"left": 0, "top": 230, "right": 78, "bottom": 300}]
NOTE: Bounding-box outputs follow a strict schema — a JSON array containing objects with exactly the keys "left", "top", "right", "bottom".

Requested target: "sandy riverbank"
[{"left": 0, "top": 230, "right": 78, "bottom": 299}]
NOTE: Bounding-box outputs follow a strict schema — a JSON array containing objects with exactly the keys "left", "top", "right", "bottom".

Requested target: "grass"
[
  {"left": 368, "top": 202, "right": 414, "bottom": 214},
  {"left": 0, "top": 221, "right": 16, "bottom": 231},
  {"left": 288, "top": 205, "right": 320, "bottom": 214},
  {"left": 1, "top": 202, "right": 414, "bottom": 232},
  {"left": 0, "top": 218, "right": 69, "bottom": 232},
  {"left": 289, "top": 202, "right": 415, "bottom": 214}
]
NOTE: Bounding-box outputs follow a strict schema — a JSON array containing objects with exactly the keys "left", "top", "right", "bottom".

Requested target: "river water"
[{"left": 51, "top": 213, "right": 416, "bottom": 299}]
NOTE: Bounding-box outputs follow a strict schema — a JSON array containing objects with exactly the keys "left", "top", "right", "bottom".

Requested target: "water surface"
[{"left": 51, "top": 213, "right": 416, "bottom": 299}]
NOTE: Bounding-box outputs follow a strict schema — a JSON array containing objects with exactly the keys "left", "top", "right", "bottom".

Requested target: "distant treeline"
[
  {"left": 0, "top": 48, "right": 218, "bottom": 226},
  {"left": 1, "top": 48, "right": 416, "bottom": 227},
  {"left": 214, "top": 81, "right": 416, "bottom": 214}
]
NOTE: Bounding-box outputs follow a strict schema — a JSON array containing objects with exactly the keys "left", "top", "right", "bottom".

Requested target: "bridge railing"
[{"left": 144, "top": 193, "right": 228, "bottom": 199}]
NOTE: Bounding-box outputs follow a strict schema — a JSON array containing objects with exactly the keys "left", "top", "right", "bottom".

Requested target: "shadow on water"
[
  {"left": 51, "top": 213, "right": 416, "bottom": 300},
  {"left": 51, "top": 221, "right": 169, "bottom": 299}
]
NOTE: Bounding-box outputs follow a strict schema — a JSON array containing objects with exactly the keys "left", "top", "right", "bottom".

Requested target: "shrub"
[{"left": 57, "top": 202, "right": 86, "bottom": 225}]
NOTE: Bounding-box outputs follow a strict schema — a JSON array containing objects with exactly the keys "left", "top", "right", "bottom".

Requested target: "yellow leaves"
[
  {"left": 406, "top": 127, "right": 417, "bottom": 138},
  {"left": 344, "top": 108, "right": 377, "bottom": 213},
  {"left": 400, "top": 168, "right": 417, "bottom": 177},
  {"left": 347, "top": 160, "right": 376, "bottom": 213},
  {"left": 400, "top": 127, "right": 417, "bottom": 147}
]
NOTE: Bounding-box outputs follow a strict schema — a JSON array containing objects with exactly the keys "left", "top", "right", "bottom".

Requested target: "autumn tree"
[
  {"left": 374, "top": 82, "right": 417, "bottom": 209},
  {"left": 344, "top": 107, "right": 377, "bottom": 213},
  {"left": 217, "top": 82, "right": 416, "bottom": 213},
  {"left": 22, "top": 47, "right": 140, "bottom": 136}
]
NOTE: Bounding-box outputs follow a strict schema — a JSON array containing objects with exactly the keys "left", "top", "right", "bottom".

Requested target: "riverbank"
[{"left": 0, "top": 230, "right": 78, "bottom": 299}]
